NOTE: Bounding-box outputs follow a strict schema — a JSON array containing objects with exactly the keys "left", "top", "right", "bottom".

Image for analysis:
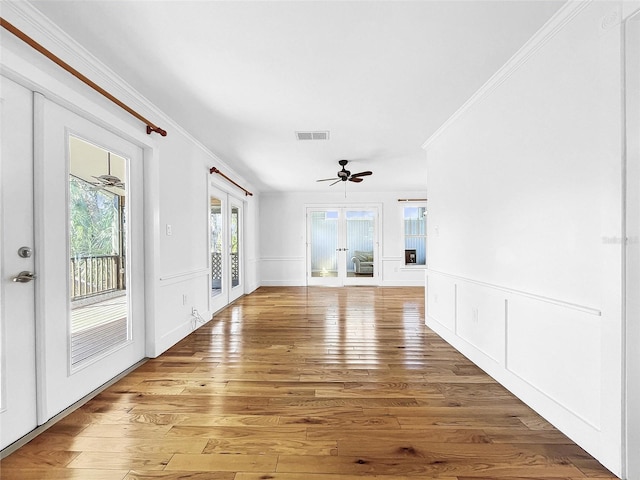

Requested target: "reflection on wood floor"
[{"left": 0, "top": 286, "right": 618, "bottom": 479}]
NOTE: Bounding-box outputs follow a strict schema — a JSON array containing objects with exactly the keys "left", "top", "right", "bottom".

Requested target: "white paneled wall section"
[{"left": 423, "top": 1, "right": 635, "bottom": 475}]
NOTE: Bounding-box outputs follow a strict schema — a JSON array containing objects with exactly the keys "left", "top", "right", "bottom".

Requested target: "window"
[
  {"left": 68, "top": 137, "right": 129, "bottom": 368},
  {"left": 403, "top": 205, "right": 426, "bottom": 266}
]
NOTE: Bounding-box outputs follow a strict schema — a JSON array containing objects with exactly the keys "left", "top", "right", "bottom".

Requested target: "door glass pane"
[
  {"left": 210, "top": 197, "right": 223, "bottom": 297},
  {"left": 68, "top": 136, "right": 129, "bottom": 369},
  {"left": 310, "top": 210, "right": 338, "bottom": 277},
  {"left": 404, "top": 206, "right": 426, "bottom": 265},
  {"left": 345, "top": 210, "right": 375, "bottom": 277},
  {"left": 231, "top": 205, "right": 240, "bottom": 288}
]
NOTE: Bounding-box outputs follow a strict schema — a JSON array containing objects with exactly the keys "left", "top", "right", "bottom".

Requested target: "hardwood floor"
[{"left": 0, "top": 286, "right": 618, "bottom": 479}]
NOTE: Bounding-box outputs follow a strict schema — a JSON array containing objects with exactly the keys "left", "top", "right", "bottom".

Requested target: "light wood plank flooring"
[{"left": 0, "top": 286, "right": 618, "bottom": 479}]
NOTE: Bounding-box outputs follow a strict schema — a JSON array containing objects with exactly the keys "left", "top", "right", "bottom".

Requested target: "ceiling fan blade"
[
  {"left": 329, "top": 179, "right": 342, "bottom": 186},
  {"left": 349, "top": 177, "right": 364, "bottom": 183},
  {"left": 350, "top": 171, "right": 373, "bottom": 178},
  {"left": 316, "top": 177, "right": 339, "bottom": 182}
]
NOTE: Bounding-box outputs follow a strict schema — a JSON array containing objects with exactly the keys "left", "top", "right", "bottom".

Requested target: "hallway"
[{"left": 0, "top": 286, "right": 617, "bottom": 479}]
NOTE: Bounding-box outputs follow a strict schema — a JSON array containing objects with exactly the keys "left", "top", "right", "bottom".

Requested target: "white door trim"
[{"left": 624, "top": 9, "right": 640, "bottom": 480}]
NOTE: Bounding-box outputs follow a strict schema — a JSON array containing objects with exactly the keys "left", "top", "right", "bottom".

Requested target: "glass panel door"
[
  {"left": 38, "top": 96, "right": 145, "bottom": 422},
  {"left": 309, "top": 210, "right": 339, "bottom": 284},
  {"left": 307, "top": 207, "right": 379, "bottom": 286},
  {"left": 231, "top": 205, "right": 240, "bottom": 288},
  {"left": 229, "top": 201, "right": 243, "bottom": 302},
  {"left": 208, "top": 191, "right": 244, "bottom": 310},
  {"left": 210, "top": 196, "right": 223, "bottom": 299},
  {"left": 343, "top": 208, "right": 378, "bottom": 285}
]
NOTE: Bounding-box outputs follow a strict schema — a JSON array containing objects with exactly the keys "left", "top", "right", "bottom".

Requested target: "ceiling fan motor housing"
[{"left": 316, "top": 159, "right": 372, "bottom": 186}]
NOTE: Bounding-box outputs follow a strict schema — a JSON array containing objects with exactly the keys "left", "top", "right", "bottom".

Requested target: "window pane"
[
  {"left": 231, "top": 205, "right": 240, "bottom": 287},
  {"left": 210, "top": 197, "right": 223, "bottom": 296},
  {"left": 346, "top": 210, "right": 375, "bottom": 277},
  {"left": 68, "top": 137, "right": 129, "bottom": 368},
  {"left": 310, "top": 211, "right": 338, "bottom": 277},
  {"left": 404, "top": 206, "right": 426, "bottom": 265}
]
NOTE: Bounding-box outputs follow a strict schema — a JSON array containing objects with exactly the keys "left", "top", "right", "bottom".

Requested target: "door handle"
[{"left": 11, "top": 271, "right": 36, "bottom": 283}]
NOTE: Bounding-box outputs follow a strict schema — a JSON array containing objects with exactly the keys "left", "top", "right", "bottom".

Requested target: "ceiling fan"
[
  {"left": 316, "top": 159, "right": 373, "bottom": 186},
  {"left": 91, "top": 153, "right": 125, "bottom": 190}
]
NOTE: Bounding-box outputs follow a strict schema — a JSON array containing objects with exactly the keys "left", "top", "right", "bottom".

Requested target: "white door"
[
  {"left": 228, "top": 199, "right": 244, "bottom": 303},
  {"left": 209, "top": 189, "right": 244, "bottom": 311},
  {"left": 0, "top": 76, "right": 38, "bottom": 449},
  {"left": 209, "top": 188, "right": 228, "bottom": 313},
  {"left": 36, "top": 95, "right": 145, "bottom": 421},
  {"left": 307, "top": 207, "right": 379, "bottom": 286}
]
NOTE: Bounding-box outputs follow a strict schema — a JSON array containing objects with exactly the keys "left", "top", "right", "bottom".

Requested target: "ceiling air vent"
[{"left": 296, "top": 131, "right": 329, "bottom": 141}]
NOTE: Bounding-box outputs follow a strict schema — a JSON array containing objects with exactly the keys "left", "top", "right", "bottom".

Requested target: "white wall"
[
  {"left": 424, "top": 1, "right": 629, "bottom": 475},
  {"left": 0, "top": 2, "right": 259, "bottom": 358},
  {"left": 260, "top": 190, "right": 427, "bottom": 286}
]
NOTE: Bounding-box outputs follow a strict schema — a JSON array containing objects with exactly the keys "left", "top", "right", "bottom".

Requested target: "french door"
[
  {"left": 36, "top": 95, "right": 146, "bottom": 421},
  {"left": 209, "top": 188, "right": 244, "bottom": 313},
  {"left": 0, "top": 76, "right": 38, "bottom": 449},
  {"left": 1, "top": 81, "right": 145, "bottom": 448},
  {"left": 306, "top": 206, "right": 379, "bottom": 286},
  {"left": 1, "top": 83, "right": 146, "bottom": 450}
]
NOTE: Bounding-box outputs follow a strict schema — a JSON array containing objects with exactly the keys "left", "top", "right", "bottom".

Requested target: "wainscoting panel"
[
  {"left": 425, "top": 272, "right": 456, "bottom": 332},
  {"left": 456, "top": 281, "right": 506, "bottom": 365},
  {"left": 260, "top": 257, "right": 306, "bottom": 286},
  {"left": 425, "top": 269, "right": 607, "bottom": 469},
  {"left": 383, "top": 257, "right": 426, "bottom": 286},
  {"left": 156, "top": 271, "right": 211, "bottom": 355},
  {"left": 507, "top": 296, "right": 602, "bottom": 429}
]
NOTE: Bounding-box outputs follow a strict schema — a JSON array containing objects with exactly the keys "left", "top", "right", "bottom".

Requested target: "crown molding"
[
  {"left": 422, "top": 0, "right": 592, "bottom": 150},
  {"left": 1, "top": 0, "right": 254, "bottom": 191}
]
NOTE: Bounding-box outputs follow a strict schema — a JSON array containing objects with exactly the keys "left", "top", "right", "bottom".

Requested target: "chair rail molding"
[{"left": 427, "top": 269, "right": 601, "bottom": 317}]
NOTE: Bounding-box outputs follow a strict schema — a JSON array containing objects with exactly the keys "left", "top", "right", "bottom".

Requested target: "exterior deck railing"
[
  {"left": 70, "top": 254, "right": 125, "bottom": 301},
  {"left": 211, "top": 252, "right": 239, "bottom": 288}
]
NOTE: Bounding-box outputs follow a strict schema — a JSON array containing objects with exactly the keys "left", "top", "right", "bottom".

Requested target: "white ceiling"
[{"left": 30, "top": 0, "right": 565, "bottom": 193}]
